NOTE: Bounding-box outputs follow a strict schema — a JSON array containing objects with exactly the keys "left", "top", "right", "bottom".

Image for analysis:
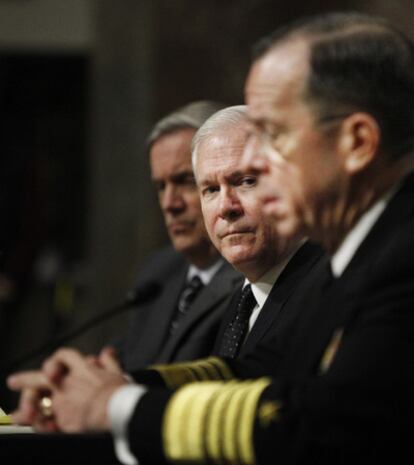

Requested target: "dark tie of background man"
[
  {"left": 218, "top": 284, "right": 257, "bottom": 358},
  {"left": 169, "top": 275, "right": 204, "bottom": 334}
]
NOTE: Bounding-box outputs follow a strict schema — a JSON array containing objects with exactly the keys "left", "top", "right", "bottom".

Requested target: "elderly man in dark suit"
[
  {"left": 190, "top": 105, "right": 322, "bottom": 361},
  {"left": 116, "top": 101, "right": 243, "bottom": 369}
]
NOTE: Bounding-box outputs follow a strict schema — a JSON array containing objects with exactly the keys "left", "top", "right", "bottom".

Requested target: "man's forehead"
[
  {"left": 197, "top": 128, "right": 248, "bottom": 160},
  {"left": 198, "top": 144, "right": 244, "bottom": 169},
  {"left": 245, "top": 39, "right": 310, "bottom": 104},
  {"left": 203, "top": 132, "right": 246, "bottom": 151},
  {"left": 197, "top": 137, "right": 248, "bottom": 179},
  {"left": 150, "top": 150, "right": 193, "bottom": 179}
]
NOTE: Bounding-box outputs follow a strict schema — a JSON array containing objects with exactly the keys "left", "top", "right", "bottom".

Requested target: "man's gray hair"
[
  {"left": 147, "top": 100, "right": 226, "bottom": 149},
  {"left": 192, "top": 105, "right": 248, "bottom": 172}
]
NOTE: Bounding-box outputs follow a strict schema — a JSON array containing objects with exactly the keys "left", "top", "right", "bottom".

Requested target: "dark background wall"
[{"left": 0, "top": 0, "right": 412, "bottom": 379}]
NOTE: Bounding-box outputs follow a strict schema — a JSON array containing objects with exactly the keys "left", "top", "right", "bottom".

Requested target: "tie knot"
[
  {"left": 169, "top": 275, "right": 204, "bottom": 335},
  {"left": 187, "top": 275, "right": 203, "bottom": 292},
  {"left": 238, "top": 284, "right": 256, "bottom": 313},
  {"left": 178, "top": 276, "right": 203, "bottom": 311}
]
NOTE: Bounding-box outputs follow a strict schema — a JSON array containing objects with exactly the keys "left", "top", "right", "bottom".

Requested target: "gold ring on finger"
[{"left": 39, "top": 396, "right": 54, "bottom": 419}]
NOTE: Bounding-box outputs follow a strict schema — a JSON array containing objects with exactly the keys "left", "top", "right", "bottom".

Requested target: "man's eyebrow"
[
  {"left": 198, "top": 170, "right": 253, "bottom": 186},
  {"left": 197, "top": 177, "right": 214, "bottom": 187},
  {"left": 171, "top": 170, "right": 194, "bottom": 180},
  {"left": 247, "top": 111, "right": 278, "bottom": 126},
  {"left": 227, "top": 170, "right": 250, "bottom": 180},
  {"left": 151, "top": 171, "right": 194, "bottom": 184}
]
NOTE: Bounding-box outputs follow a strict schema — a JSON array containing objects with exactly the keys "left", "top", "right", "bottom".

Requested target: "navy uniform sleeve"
[{"left": 130, "top": 356, "right": 235, "bottom": 388}]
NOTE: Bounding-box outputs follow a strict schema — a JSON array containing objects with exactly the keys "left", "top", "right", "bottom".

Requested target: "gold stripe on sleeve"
[
  {"left": 163, "top": 382, "right": 224, "bottom": 461},
  {"left": 236, "top": 379, "right": 272, "bottom": 465},
  {"left": 205, "top": 382, "right": 241, "bottom": 461},
  {"left": 198, "top": 358, "right": 231, "bottom": 380},
  {"left": 207, "top": 357, "right": 235, "bottom": 380},
  {"left": 149, "top": 363, "right": 197, "bottom": 389},
  {"left": 162, "top": 378, "right": 272, "bottom": 465},
  {"left": 221, "top": 382, "right": 250, "bottom": 462},
  {"left": 151, "top": 357, "right": 235, "bottom": 389}
]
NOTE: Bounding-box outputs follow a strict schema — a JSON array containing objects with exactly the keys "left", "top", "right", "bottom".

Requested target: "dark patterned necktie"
[
  {"left": 218, "top": 284, "right": 257, "bottom": 358},
  {"left": 169, "top": 275, "right": 204, "bottom": 334}
]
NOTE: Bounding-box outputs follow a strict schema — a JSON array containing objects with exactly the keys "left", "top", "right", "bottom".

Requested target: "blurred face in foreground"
[
  {"left": 150, "top": 127, "right": 217, "bottom": 268},
  {"left": 242, "top": 39, "right": 347, "bottom": 248},
  {"left": 195, "top": 123, "right": 295, "bottom": 282}
]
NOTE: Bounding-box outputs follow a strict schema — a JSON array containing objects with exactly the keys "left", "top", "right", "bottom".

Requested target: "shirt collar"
[
  {"left": 245, "top": 246, "right": 301, "bottom": 309},
  {"left": 187, "top": 259, "right": 224, "bottom": 285},
  {"left": 331, "top": 185, "right": 398, "bottom": 277}
]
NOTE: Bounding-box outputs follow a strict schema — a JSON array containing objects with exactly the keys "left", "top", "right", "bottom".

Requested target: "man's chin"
[
  {"left": 262, "top": 198, "right": 283, "bottom": 217},
  {"left": 273, "top": 216, "right": 303, "bottom": 242},
  {"left": 220, "top": 246, "right": 257, "bottom": 267},
  {"left": 170, "top": 235, "right": 194, "bottom": 253},
  {"left": 262, "top": 202, "right": 303, "bottom": 239}
]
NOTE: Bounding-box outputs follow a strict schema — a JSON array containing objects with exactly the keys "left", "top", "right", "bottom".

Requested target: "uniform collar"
[{"left": 331, "top": 185, "right": 398, "bottom": 277}]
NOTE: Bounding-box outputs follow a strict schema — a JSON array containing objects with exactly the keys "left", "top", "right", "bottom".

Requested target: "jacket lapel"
[
  {"left": 128, "top": 264, "right": 188, "bottom": 367},
  {"left": 240, "top": 242, "right": 324, "bottom": 356},
  {"left": 156, "top": 262, "right": 241, "bottom": 362}
]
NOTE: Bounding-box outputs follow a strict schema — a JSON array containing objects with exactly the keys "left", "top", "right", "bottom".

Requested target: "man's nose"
[
  {"left": 162, "top": 185, "right": 185, "bottom": 212},
  {"left": 218, "top": 188, "right": 243, "bottom": 220},
  {"left": 240, "top": 134, "right": 269, "bottom": 174}
]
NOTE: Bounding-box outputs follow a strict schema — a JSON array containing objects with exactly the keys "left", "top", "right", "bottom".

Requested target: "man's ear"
[{"left": 338, "top": 113, "right": 380, "bottom": 174}]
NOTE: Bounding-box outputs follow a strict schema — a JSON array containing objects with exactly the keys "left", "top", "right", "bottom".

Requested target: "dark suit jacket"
[
  {"left": 130, "top": 174, "right": 414, "bottom": 465},
  {"left": 130, "top": 241, "right": 324, "bottom": 386},
  {"left": 117, "top": 246, "right": 242, "bottom": 371},
  {"left": 212, "top": 241, "right": 324, "bottom": 359}
]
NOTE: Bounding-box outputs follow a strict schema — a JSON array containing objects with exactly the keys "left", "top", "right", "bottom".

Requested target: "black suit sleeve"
[{"left": 130, "top": 356, "right": 236, "bottom": 388}]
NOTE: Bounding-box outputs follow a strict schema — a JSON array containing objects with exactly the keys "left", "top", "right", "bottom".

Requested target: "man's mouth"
[
  {"left": 220, "top": 229, "right": 253, "bottom": 239},
  {"left": 262, "top": 195, "right": 280, "bottom": 206},
  {"left": 168, "top": 222, "right": 193, "bottom": 233}
]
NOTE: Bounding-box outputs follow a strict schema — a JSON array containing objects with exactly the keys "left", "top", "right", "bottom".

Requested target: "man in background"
[{"left": 116, "top": 101, "right": 242, "bottom": 369}]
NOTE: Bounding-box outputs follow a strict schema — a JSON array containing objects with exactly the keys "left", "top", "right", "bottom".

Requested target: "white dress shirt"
[
  {"left": 246, "top": 250, "right": 297, "bottom": 333},
  {"left": 187, "top": 258, "right": 224, "bottom": 285},
  {"left": 331, "top": 186, "right": 397, "bottom": 277}
]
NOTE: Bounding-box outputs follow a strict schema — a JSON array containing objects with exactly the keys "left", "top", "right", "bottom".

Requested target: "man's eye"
[
  {"left": 178, "top": 176, "right": 196, "bottom": 186},
  {"left": 240, "top": 176, "right": 256, "bottom": 187},
  {"left": 202, "top": 186, "right": 219, "bottom": 196}
]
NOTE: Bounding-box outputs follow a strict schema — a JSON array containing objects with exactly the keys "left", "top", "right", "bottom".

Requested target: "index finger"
[
  {"left": 7, "top": 370, "right": 51, "bottom": 392},
  {"left": 43, "top": 348, "right": 90, "bottom": 384}
]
